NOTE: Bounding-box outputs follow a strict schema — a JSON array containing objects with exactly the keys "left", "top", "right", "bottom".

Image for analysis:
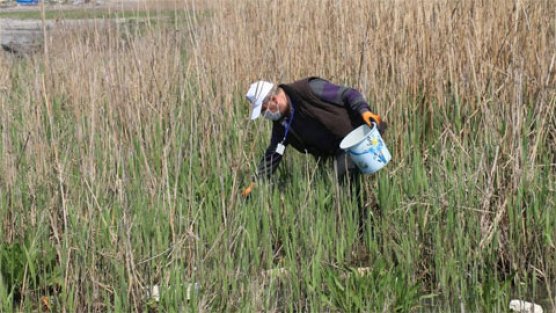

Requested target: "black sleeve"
[{"left": 255, "top": 123, "right": 286, "bottom": 179}]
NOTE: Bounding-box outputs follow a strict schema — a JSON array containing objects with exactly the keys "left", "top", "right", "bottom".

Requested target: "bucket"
[{"left": 339, "top": 123, "right": 391, "bottom": 174}]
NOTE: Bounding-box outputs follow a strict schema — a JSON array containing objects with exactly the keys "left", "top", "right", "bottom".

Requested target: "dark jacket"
[{"left": 256, "top": 77, "right": 371, "bottom": 178}]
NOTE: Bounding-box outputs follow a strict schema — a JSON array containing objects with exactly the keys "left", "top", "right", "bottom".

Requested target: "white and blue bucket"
[{"left": 339, "top": 123, "right": 391, "bottom": 174}]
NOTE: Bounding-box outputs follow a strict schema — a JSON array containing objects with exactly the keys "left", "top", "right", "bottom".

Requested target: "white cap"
[{"left": 245, "top": 80, "right": 274, "bottom": 120}]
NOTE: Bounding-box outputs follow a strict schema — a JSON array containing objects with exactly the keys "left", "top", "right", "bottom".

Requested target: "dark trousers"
[{"left": 333, "top": 152, "right": 367, "bottom": 237}]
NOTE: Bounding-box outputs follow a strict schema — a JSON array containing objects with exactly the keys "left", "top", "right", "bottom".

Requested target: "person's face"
[
  {"left": 261, "top": 89, "right": 286, "bottom": 115},
  {"left": 261, "top": 93, "right": 279, "bottom": 114}
]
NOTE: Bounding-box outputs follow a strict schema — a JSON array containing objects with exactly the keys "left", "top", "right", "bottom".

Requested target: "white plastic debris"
[
  {"left": 262, "top": 267, "right": 289, "bottom": 279},
  {"left": 186, "top": 282, "right": 200, "bottom": 300},
  {"left": 509, "top": 299, "right": 543, "bottom": 313},
  {"left": 146, "top": 283, "right": 200, "bottom": 302},
  {"left": 147, "top": 285, "right": 160, "bottom": 302},
  {"left": 355, "top": 267, "right": 371, "bottom": 276}
]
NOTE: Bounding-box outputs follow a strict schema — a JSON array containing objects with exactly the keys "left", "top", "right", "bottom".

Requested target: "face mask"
[
  {"left": 263, "top": 103, "right": 282, "bottom": 121},
  {"left": 263, "top": 104, "right": 282, "bottom": 121}
]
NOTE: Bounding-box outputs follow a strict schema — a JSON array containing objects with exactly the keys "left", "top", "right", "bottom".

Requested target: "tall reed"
[{"left": 0, "top": 0, "right": 554, "bottom": 311}]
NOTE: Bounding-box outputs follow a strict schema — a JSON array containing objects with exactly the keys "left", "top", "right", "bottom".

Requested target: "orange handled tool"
[{"left": 241, "top": 182, "right": 255, "bottom": 198}]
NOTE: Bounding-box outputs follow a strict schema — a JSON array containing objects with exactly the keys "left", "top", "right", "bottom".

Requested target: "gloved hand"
[
  {"left": 241, "top": 182, "right": 255, "bottom": 198},
  {"left": 361, "top": 111, "right": 387, "bottom": 134}
]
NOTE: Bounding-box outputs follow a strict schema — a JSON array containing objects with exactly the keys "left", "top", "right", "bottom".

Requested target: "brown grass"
[{"left": 0, "top": 0, "right": 554, "bottom": 311}]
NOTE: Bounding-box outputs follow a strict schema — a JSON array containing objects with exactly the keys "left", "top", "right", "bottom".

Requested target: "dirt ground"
[
  {"left": 0, "top": 0, "right": 195, "bottom": 54},
  {"left": 0, "top": 0, "right": 191, "bottom": 12}
]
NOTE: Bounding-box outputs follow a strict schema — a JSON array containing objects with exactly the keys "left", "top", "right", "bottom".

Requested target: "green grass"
[{"left": 2, "top": 80, "right": 553, "bottom": 311}]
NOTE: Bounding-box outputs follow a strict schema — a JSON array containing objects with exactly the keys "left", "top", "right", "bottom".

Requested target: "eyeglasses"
[
  {"left": 262, "top": 93, "right": 273, "bottom": 105},
  {"left": 261, "top": 93, "right": 275, "bottom": 112}
]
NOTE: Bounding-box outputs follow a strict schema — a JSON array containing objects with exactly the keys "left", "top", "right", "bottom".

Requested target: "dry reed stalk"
[
  {"left": 192, "top": 0, "right": 555, "bottom": 198},
  {"left": 0, "top": 0, "right": 554, "bottom": 309},
  {"left": 193, "top": 0, "right": 553, "bottom": 108}
]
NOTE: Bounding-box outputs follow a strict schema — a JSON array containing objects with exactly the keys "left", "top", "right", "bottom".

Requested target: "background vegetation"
[{"left": 0, "top": 0, "right": 554, "bottom": 311}]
